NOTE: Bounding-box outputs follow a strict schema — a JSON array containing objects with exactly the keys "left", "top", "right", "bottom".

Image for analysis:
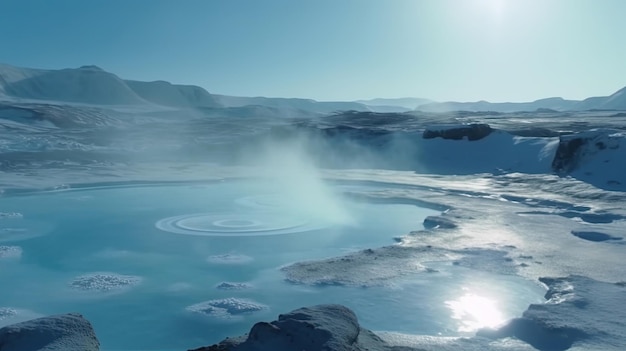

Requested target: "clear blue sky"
[{"left": 1, "top": 0, "right": 624, "bottom": 102}]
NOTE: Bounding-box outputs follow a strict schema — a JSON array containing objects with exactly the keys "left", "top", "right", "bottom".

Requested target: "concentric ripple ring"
[{"left": 155, "top": 212, "right": 327, "bottom": 237}]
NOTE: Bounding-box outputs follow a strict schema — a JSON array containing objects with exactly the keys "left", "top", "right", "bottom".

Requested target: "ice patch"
[
  {"left": 216, "top": 282, "right": 253, "bottom": 290},
  {"left": 69, "top": 272, "right": 142, "bottom": 292},
  {"left": 185, "top": 298, "right": 267, "bottom": 321},
  {"left": 571, "top": 230, "right": 622, "bottom": 242},
  {"left": 0, "top": 245, "right": 22, "bottom": 259},
  {"left": 0, "top": 307, "right": 17, "bottom": 320},
  {"left": 207, "top": 254, "right": 253, "bottom": 265},
  {"left": 282, "top": 246, "right": 444, "bottom": 287},
  {"left": 0, "top": 212, "right": 23, "bottom": 219}
]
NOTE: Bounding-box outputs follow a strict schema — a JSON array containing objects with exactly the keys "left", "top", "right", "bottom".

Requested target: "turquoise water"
[{"left": 0, "top": 180, "right": 544, "bottom": 350}]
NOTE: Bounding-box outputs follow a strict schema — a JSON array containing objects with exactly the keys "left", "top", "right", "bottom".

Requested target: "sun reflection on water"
[{"left": 445, "top": 288, "right": 505, "bottom": 332}]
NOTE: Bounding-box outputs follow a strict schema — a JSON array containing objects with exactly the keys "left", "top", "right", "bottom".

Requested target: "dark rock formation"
[
  {"left": 508, "top": 127, "right": 561, "bottom": 138},
  {"left": 423, "top": 215, "right": 458, "bottom": 229},
  {"left": 422, "top": 123, "right": 493, "bottom": 141},
  {"left": 0, "top": 313, "right": 100, "bottom": 351},
  {"left": 188, "top": 304, "right": 392, "bottom": 351},
  {"left": 551, "top": 135, "right": 587, "bottom": 173},
  {"left": 551, "top": 129, "right": 622, "bottom": 174}
]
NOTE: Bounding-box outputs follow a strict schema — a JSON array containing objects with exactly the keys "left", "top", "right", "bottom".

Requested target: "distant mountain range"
[
  {"left": 418, "top": 88, "right": 626, "bottom": 113},
  {"left": 1, "top": 63, "right": 625, "bottom": 113}
]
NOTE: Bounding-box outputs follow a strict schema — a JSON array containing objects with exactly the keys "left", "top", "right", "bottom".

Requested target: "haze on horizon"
[{"left": 0, "top": 0, "right": 624, "bottom": 103}]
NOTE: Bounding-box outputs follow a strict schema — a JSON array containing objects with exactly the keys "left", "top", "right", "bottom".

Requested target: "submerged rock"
[
  {"left": 188, "top": 304, "right": 390, "bottom": 351},
  {"left": 185, "top": 298, "right": 267, "bottom": 321},
  {"left": 0, "top": 212, "right": 23, "bottom": 219},
  {"left": 69, "top": 272, "right": 142, "bottom": 292},
  {"left": 0, "top": 308, "right": 18, "bottom": 321},
  {"left": 0, "top": 313, "right": 99, "bottom": 351},
  {"left": 215, "top": 282, "right": 253, "bottom": 290},
  {"left": 0, "top": 246, "right": 22, "bottom": 259}
]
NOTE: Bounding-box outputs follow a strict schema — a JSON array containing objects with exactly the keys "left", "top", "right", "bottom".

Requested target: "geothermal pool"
[{"left": 0, "top": 180, "right": 545, "bottom": 350}]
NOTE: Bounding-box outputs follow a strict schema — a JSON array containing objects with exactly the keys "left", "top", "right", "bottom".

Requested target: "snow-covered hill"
[
  {"left": 574, "top": 87, "right": 626, "bottom": 111},
  {"left": 0, "top": 63, "right": 227, "bottom": 109},
  {"left": 0, "top": 63, "right": 376, "bottom": 114},
  {"left": 418, "top": 97, "right": 579, "bottom": 113},
  {"left": 215, "top": 94, "right": 371, "bottom": 114},
  {"left": 3, "top": 63, "right": 625, "bottom": 113},
  {"left": 355, "top": 97, "right": 434, "bottom": 112},
  {"left": 0, "top": 64, "right": 146, "bottom": 105},
  {"left": 125, "top": 80, "right": 221, "bottom": 108},
  {"left": 595, "top": 86, "right": 626, "bottom": 110}
]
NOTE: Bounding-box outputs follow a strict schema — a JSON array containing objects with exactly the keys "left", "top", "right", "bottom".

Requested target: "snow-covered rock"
[
  {"left": 417, "top": 128, "right": 558, "bottom": 175},
  {"left": 552, "top": 129, "right": 626, "bottom": 189},
  {"left": 0, "top": 313, "right": 100, "bottom": 351},
  {"left": 282, "top": 246, "right": 447, "bottom": 287},
  {"left": 189, "top": 304, "right": 390, "bottom": 351}
]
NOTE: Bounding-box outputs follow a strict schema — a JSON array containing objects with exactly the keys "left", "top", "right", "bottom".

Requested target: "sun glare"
[
  {"left": 479, "top": 0, "right": 506, "bottom": 16},
  {"left": 445, "top": 292, "right": 506, "bottom": 332}
]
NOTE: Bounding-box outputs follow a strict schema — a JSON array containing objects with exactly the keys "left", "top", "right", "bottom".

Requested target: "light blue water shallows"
[{"left": 0, "top": 180, "right": 544, "bottom": 350}]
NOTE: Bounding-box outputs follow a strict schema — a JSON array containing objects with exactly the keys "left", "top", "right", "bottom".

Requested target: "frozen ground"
[{"left": 0, "top": 98, "right": 625, "bottom": 350}]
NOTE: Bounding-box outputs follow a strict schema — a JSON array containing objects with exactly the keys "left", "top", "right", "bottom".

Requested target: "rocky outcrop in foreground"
[
  {"left": 550, "top": 129, "right": 625, "bottom": 189},
  {"left": 0, "top": 313, "right": 99, "bottom": 351},
  {"left": 188, "top": 304, "right": 394, "bottom": 351}
]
